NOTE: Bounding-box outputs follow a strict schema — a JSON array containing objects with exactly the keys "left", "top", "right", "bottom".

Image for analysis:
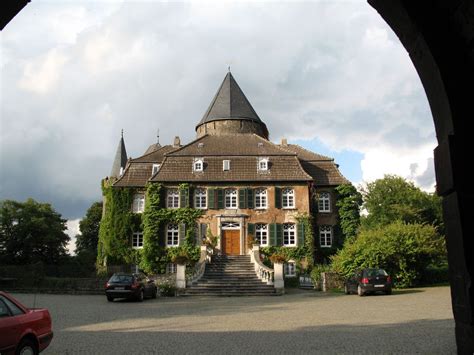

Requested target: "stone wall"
[
  {"left": 321, "top": 272, "right": 344, "bottom": 292},
  {"left": 196, "top": 120, "right": 268, "bottom": 139}
]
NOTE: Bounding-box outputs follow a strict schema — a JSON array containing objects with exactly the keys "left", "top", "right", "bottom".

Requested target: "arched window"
[
  {"left": 167, "top": 189, "right": 179, "bottom": 208},
  {"left": 255, "top": 188, "right": 267, "bottom": 209},
  {"left": 282, "top": 188, "right": 295, "bottom": 208},
  {"left": 132, "top": 194, "right": 145, "bottom": 213},
  {"left": 225, "top": 189, "right": 237, "bottom": 208},
  {"left": 319, "top": 225, "right": 333, "bottom": 247},
  {"left": 318, "top": 192, "right": 331, "bottom": 212},
  {"left": 167, "top": 224, "right": 179, "bottom": 247},
  {"left": 194, "top": 188, "right": 207, "bottom": 209},
  {"left": 283, "top": 223, "right": 296, "bottom": 246},
  {"left": 255, "top": 224, "right": 268, "bottom": 246}
]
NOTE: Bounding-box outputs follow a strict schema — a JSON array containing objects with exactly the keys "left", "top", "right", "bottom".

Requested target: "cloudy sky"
[{"left": 1, "top": 0, "right": 436, "bottom": 249}]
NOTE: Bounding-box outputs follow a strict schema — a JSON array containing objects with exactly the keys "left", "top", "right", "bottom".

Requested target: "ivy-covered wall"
[{"left": 97, "top": 181, "right": 203, "bottom": 275}]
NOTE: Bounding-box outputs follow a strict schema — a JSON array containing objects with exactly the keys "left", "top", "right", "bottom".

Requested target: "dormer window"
[
  {"left": 193, "top": 158, "right": 204, "bottom": 172},
  {"left": 258, "top": 142, "right": 263, "bottom": 147},
  {"left": 258, "top": 157, "right": 269, "bottom": 171},
  {"left": 152, "top": 164, "right": 160, "bottom": 175},
  {"left": 198, "top": 143, "right": 204, "bottom": 148},
  {"left": 223, "top": 160, "right": 230, "bottom": 171}
]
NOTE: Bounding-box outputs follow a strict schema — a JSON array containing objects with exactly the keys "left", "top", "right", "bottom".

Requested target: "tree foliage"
[
  {"left": 331, "top": 221, "right": 446, "bottom": 287},
  {"left": 75, "top": 201, "right": 103, "bottom": 257},
  {"left": 335, "top": 183, "right": 363, "bottom": 240},
  {"left": 361, "top": 175, "right": 443, "bottom": 232},
  {"left": 0, "top": 198, "right": 70, "bottom": 265}
]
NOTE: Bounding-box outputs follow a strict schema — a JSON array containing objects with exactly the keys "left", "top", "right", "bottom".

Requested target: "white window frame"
[
  {"left": 193, "top": 158, "right": 204, "bottom": 172},
  {"left": 132, "top": 232, "right": 144, "bottom": 249},
  {"left": 194, "top": 188, "right": 207, "bottom": 209},
  {"left": 254, "top": 188, "right": 268, "bottom": 209},
  {"left": 132, "top": 194, "right": 145, "bottom": 213},
  {"left": 223, "top": 160, "right": 231, "bottom": 171},
  {"left": 255, "top": 224, "right": 268, "bottom": 246},
  {"left": 258, "top": 157, "right": 269, "bottom": 171},
  {"left": 283, "top": 223, "right": 296, "bottom": 246},
  {"left": 166, "top": 263, "right": 177, "bottom": 274},
  {"left": 152, "top": 164, "right": 160, "bottom": 175},
  {"left": 318, "top": 192, "right": 331, "bottom": 212},
  {"left": 284, "top": 262, "right": 297, "bottom": 277},
  {"left": 282, "top": 188, "right": 295, "bottom": 209},
  {"left": 166, "top": 224, "right": 179, "bottom": 247},
  {"left": 225, "top": 189, "right": 237, "bottom": 209},
  {"left": 320, "top": 225, "right": 333, "bottom": 248},
  {"left": 166, "top": 189, "right": 179, "bottom": 208}
]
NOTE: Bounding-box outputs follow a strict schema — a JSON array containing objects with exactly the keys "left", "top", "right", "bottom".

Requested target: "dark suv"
[
  {"left": 105, "top": 272, "right": 157, "bottom": 302},
  {"left": 344, "top": 268, "right": 392, "bottom": 296}
]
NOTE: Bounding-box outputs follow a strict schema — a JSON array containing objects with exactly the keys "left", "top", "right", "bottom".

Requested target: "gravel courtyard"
[{"left": 12, "top": 286, "right": 455, "bottom": 354}]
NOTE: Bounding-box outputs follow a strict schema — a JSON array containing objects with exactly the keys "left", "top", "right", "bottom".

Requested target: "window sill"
[
  {"left": 166, "top": 245, "right": 179, "bottom": 248},
  {"left": 283, "top": 245, "right": 297, "bottom": 248},
  {"left": 282, "top": 207, "right": 296, "bottom": 210},
  {"left": 320, "top": 245, "right": 332, "bottom": 248},
  {"left": 132, "top": 246, "right": 143, "bottom": 249}
]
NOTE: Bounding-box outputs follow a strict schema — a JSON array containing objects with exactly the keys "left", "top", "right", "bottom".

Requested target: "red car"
[{"left": 0, "top": 291, "right": 53, "bottom": 355}]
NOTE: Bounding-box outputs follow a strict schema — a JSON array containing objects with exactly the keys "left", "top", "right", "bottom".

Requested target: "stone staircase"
[{"left": 182, "top": 255, "right": 279, "bottom": 296}]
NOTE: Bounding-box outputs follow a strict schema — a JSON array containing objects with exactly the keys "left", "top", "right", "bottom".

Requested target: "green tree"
[
  {"left": 75, "top": 201, "right": 103, "bottom": 256},
  {"left": 361, "top": 175, "right": 443, "bottom": 231},
  {"left": 331, "top": 221, "right": 446, "bottom": 287},
  {"left": 335, "top": 183, "right": 363, "bottom": 240},
  {"left": 0, "top": 198, "right": 70, "bottom": 264}
]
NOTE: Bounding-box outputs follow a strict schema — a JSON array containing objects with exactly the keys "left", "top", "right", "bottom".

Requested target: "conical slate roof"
[
  {"left": 110, "top": 133, "right": 128, "bottom": 178},
  {"left": 196, "top": 72, "right": 265, "bottom": 130}
]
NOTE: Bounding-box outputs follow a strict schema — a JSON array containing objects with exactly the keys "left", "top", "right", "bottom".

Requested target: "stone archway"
[{"left": 368, "top": 1, "right": 473, "bottom": 353}]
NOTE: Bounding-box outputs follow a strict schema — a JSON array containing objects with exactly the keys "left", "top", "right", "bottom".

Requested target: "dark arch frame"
[{"left": 368, "top": 1, "right": 473, "bottom": 353}]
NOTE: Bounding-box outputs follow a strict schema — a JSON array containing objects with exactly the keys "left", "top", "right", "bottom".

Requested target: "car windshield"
[
  {"left": 109, "top": 275, "right": 133, "bottom": 283},
  {"left": 365, "top": 269, "right": 388, "bottom": 277}
]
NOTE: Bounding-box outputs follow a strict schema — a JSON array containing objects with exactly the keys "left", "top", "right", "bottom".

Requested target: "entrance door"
[{"left": 222, "top": 230, "right": 240, "bottom": 255}]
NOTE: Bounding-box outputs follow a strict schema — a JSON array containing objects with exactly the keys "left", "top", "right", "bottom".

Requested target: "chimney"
[
  {"left": 173, "top": 136, "right": 181, "bottom": 147},
  {"left": 281, "top": 138, "right": 288, "bottom": 146}
]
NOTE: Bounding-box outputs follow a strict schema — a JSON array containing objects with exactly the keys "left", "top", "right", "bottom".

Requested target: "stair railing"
[
  {"left": 249, "top": 245, "right": 274, "bottom": 285},
  {"left": 186, "top": 245, "right": 212, "bottom": 286}
]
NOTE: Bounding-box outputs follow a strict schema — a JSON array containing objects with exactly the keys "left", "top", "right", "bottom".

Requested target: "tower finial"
[
  {"left": 157, "top": 128, "right": 160, "bottom": 145},
  {"left": 228, "top": 65, "right": 230, "bottom": 73},
  {"left": 121, "top": 129, "right": 124, "bottom": 138}
]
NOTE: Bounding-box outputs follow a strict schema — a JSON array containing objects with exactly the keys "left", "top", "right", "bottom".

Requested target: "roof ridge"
[
  {"left": 287, "top": 143, "right": 334, "bottom": 161},
  {"left": 131, "top": 144, "right": 173, "bottom": 162}
]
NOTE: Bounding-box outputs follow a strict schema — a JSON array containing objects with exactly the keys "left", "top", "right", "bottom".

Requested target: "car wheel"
[
  {"left": 107, "top": 295, "right": 114, "bottom": 302},
  {"left": 137, "top": 289, "right": 144, "bottom": 302},
  {"left": 357, "top": 285, "right": 365, "bottom": 297},
  {"left": 344, "top": 285, "right": 350, "bottom": 295},
  {"left": 16, "top": 338, "right": 38, "bottom": 355}
]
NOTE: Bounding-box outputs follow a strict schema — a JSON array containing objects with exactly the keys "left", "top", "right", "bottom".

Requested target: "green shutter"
[
  {"left": 247, "top": 188, "right": 254, "bottom": 209},
  {"left": 239, "top": 188, "right": 247, "bottom": 209},
  {"left": 160, "top": 187, "right": 166, "bottom": 208},
  {"left": 217, "top": 189, "right": 224, "bottom": 209},
  {"left": 275, "top": 187, "right": 282, "bottom": 209},
  {"left": 200, "top": 223, "right": 207, "bottom": 242},
  {"left": 247, "top": 223, "right": 255, "bottom": 236},
  {"left": 276, "top": 224, "right": 283, "bottom": 246},
  {"left": 269, "top": 223, "right": 277, "bottom": 246},
  {"left": 297, "top": 223, "right": 305, "bottom": 246},
  {"left": 188, "top": 186, "right": 194, "bottom": 208},
  {"left": 179, "top": 188, "right": 189, "bottom": 208},
  {"left": 179, "top": 223, "right": 186, "bottom": 245},
  {"left": 159, "top": 225, "right": 166, "bottom": 247},
  {"left": 208, "top": 189, "right": 216, "bottom": 209}
]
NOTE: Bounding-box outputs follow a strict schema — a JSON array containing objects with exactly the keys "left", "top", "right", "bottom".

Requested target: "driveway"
[{"left": 12, "top": 286, "right": 455, "bottom": 354}]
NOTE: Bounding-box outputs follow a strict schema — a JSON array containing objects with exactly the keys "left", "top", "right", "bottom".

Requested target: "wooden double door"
[{"left": 222, "top": 230, "right": 240, "bottom": 255}]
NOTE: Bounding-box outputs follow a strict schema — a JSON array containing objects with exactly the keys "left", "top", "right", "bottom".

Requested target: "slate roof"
[
  {"left": 110, "top": 135, "right": 128, "bottom": 178},
  {"left": 170, "top": 134, "right": 294, "bottom": 156},
  {"left": 196, "top": 72, "right": 267, "bottom": 130},
  {"left": 152, "top": 155, "right": 312, "bottom": 183},
  {"left": 279, "top": 144, "right": 349, "bottom": 186},
  {"left": 113, "top": 145, "right": 177, "bottom": 187}
]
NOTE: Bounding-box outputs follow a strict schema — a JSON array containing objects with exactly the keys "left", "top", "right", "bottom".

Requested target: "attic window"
[
  {"left": 258, "top": 157, "right": 269, "bottom": 171},
  {"left": 119, "top": 167, "right": 124, "bottom": 176},
  {"left": 198, "top": 143, "right": 204, "bottom": 148},
  {"left": 194, "top": 158, "right": 204, "bottom": 172},
  {"left": 223, "top": 160, "right": 230, "bottom": 171},
  {"left": 152, "top": 164, "right": 160, "bottom": 175},
  {"left": 257, "top": 142, "right": 264, "bottom": 148}
]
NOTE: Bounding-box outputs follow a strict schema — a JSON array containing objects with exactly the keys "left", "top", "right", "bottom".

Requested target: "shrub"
[
  {"left": 331, "top": 221, "right": 446, "bottom": 288},
  {"left": 157, "top": 279, "right": 176, "bottom": 297}
]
